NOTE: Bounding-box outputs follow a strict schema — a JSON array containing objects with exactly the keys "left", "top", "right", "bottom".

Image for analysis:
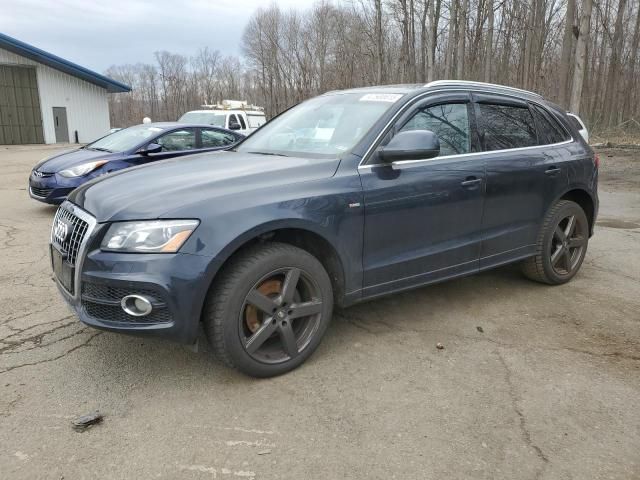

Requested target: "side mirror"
[
  {"left": 228, "top": 121, "right": 241, "bottom": 131},
  {"left": 379, "top": 130, "right": 440, "bottom": 163},
  {"left": 139, "top": 143, "right": 162, "bottom": 155}
]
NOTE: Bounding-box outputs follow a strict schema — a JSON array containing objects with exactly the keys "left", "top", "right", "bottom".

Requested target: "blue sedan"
[{"left": 28, "top": 122, "right": 244, "bottom": 204}]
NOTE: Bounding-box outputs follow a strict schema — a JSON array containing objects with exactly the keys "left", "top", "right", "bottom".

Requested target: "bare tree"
[
  {"left": 106, "top": 0, "right": 640, "bottom": 133},
  {"left": 559, "top": 0, "right": 576, "bottom": 107},
  {"left": 570, "top": 0, "right": 594, "bottom": 113}
]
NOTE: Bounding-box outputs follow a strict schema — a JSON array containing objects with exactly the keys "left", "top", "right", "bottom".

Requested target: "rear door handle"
[
  {"left": 545, "top": 166, "right": 561, "bottom": 175},
  {"left": 461, "top": 177, "right": 482, "bottom": 187}
]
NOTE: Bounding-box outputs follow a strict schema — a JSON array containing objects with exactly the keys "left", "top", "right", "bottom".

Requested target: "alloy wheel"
[
  {"left": 239, "top": 267, "right": 324, "bottom": 364},
  {"left": 549, "top": 213, "right": 588, "bottom": 276}
]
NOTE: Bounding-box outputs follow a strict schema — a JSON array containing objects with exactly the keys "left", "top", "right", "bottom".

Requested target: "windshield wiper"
[
  {"left": 90, "top": 147, "right": 113, "bottom": 153},
  {"left": 246, "top": 151, "right": 288, "bottom": 157}
]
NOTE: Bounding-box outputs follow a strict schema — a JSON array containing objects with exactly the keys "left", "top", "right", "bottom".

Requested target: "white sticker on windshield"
[
  {"left": 314, "top": 128, "right": 334, "bottom": 140},
  {"left": 359, "top": 93, "right": 403, "bottom": 103}
]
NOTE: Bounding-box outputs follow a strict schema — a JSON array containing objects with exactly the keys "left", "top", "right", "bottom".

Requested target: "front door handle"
[
  {"left": 461, "top": 177, "right": 482, "bottom": 187},
  {"left": 545, "top": 166, "right": 561, "bottom": 175}
]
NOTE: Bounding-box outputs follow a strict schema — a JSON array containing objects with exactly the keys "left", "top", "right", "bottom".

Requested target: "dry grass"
[{"left": 590, "top": 119, "right": 640, "bottom": 146}]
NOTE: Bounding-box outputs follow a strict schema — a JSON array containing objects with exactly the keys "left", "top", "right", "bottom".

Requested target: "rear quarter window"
[
  {"left": 530, "top": 104, "right": 571, "bottom": 144},
  {"left": 568, "top": 115, "right": 583, "bottom": 131}
]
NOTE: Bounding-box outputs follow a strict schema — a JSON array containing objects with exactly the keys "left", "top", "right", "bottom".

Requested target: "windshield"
[
  {"left": 87, "top": 124, "right": 165, "bottom": 153},
  {"left": 236, "top": 92, "right": 403, "bottom": 158},
  {"left": 179, "top": 112, "right": 226, "bottom": 127}
]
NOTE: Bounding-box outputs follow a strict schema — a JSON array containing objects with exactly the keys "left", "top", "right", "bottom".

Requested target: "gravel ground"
[{"left": 0, "top": 145, "right": 638, "bottom": 479}]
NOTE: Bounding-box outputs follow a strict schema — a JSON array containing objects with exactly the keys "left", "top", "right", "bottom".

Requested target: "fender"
[{"left": 548, "top": 183, "right": 598, "bottom": 236}]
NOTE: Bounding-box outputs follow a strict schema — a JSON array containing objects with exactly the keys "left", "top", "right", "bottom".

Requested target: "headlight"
[
  {"left": 101, "top": 220, "right": 199, "bottom": 253},
  {"left": 59, "top": 160, "right": 107, "bottom": 178}
]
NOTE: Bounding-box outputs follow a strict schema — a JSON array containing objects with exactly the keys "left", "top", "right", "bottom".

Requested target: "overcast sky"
[{"left": 1, "top": 0, "right": 318, "bottom": 73}]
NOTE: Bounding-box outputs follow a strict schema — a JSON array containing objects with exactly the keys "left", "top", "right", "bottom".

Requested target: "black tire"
[
  {"left": 203, "top": 242, "right": 333, "bottom": 377},
  {"left": 521, "top": 200, "right": 589, "bottom": 285}
]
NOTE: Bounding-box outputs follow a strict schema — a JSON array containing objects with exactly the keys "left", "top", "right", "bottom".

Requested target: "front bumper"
[
  {"left": 55, "top": 249, "right": 215, "bottom": 345},
  {"left": 51, "top": 202, "right": 218, "bottom": 345},
  {"left": 29, "top": 174, "right": 76, "bottom": 204}
]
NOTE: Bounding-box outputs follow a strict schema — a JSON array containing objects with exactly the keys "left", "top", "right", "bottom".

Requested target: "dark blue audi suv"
[
  {"left": 29, "top": 122, "right": 243, "bottom": 204},
  {"left": 49, "top": 81, "right": 598, "bottom": 377}
]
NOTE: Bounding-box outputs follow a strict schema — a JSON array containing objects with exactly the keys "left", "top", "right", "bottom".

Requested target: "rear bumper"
[{"left": 55, "top": 248, "right": 216, "bottom": 345}]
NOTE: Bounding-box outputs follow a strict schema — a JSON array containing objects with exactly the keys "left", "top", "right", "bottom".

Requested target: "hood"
[
  {"left": 35, "top": 148, "right": 120, "bottom": 172},
  {"left": 69, "top": 151, "right": 341, "bottom": 222}
]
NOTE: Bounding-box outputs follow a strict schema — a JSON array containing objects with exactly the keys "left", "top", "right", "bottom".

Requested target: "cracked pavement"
[{"left": 1, "top": 145, "right": 639, "bottom": 479}]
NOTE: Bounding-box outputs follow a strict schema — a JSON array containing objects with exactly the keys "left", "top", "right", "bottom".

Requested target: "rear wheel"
[
  {"left": 203, "top": 242, "right": 333, "bottom": 377},
  {"left": 522, "top": 200, "right": 589, "bottom": 284}
]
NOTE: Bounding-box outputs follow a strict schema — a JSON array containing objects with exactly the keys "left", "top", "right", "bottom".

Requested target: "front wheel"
[
  {"left": 521, "top": 200, "right": 589, "bottom": 285},
  {"left": 203, "top": 242, "right": 333, "bottom": 377}
]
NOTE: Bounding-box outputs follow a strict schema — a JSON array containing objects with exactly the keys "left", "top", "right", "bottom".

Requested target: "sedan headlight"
[
  {"left": 59, "top": 160, "right": 107, "bottom": 178},
  {"left": 101, "top": 220, "right": 199, "bottom": 253}
]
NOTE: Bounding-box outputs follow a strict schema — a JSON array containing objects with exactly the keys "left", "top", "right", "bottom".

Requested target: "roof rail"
[{"left": 424, "top": 80, "right": 543, "bottom": 99}]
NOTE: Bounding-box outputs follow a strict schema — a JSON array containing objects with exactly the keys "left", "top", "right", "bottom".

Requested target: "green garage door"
[{"left": 0, "top": 65, "right": 44, "bottom": 144}]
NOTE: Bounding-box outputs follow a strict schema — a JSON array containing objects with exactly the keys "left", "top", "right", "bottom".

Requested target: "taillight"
[{"left": 593, "top": 153, "right": 600, "bottom": 169}]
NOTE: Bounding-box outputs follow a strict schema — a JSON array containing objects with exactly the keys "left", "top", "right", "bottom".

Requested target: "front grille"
[
  {"left": 81, "top": 282, "right": 172, "bottom": 325},
  {"left": 52, "top": 205, "right": 89, "bottom": 266},
  {"left": 30, "top": 186, "right": 53, "bottom": 198}
]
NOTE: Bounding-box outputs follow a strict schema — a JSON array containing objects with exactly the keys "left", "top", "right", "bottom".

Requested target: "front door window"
[{"left": 399, "top": 103, "right": 471, "bottom": 157}]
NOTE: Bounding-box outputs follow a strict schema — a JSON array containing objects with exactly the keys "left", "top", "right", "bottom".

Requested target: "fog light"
[{"left": 121, "top": 294, "right": 153, "bottom": 317}]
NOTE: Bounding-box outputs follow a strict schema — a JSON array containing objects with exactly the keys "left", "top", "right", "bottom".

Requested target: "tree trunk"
[
  {"left": 445, "top": 0, "right": 458, "bottom": 77},
  {"left": 375, "top": 0, "right": 384, "bottom": 84},
  {"left": 456, "top": 0, "right": 468, "bottom": 79},
  {"left": 622, "top": 5, "right": 640, "bottom": 120},
  {"left": 484, "top": 0, "right": 494, "bottom": 82},
  {"left": 430, "top": 0, "right": 441, "bottom": 80},
  {"left": 603, "top": 0, "right": 628, "bottom": 126},
  {"left": 559, "top": 0, "right": 576, "bottom": 107},
  {"left": 569, "top": 0, "right": 594, "bottom": 114}
]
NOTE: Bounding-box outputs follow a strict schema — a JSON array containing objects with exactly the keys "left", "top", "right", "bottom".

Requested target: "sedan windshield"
[
  {"left": 179, "top": 112, "right": 226, "bottom": 127},
  {"left": 236, "top": 92, "right": 403, "bottom": 158},
  {"left": 87, "top": 125, "right": 164, "bottom": 153}
]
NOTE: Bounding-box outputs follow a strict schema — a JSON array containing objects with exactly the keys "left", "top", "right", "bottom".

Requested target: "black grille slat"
[
  {"left": 82, "top": 283, "right": 163, "bottom": 304},
  {"left": 31, "top": 186, "right": 53, "bottom": 197},
  {"left": 83, "top": 302, "right": 171, "bottom": 324}
]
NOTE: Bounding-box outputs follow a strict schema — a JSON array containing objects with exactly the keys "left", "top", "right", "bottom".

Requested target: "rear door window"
[
  {"left": 201, "top": 128, "right": 237, "bottom": 148},
  {"left": 156, "top": 129, "right": 197, "bottom": 152},
  {"left": 530, "top": 104, "right": 570, "bottom": 144},
  {"left": 400, "top": 103, "right": 471, "bottom": 156},
  {"left": 478, "top": 103, "right": 537, "bottom": 150},
  {"left": 238, "top": 115, "right": 247, "bottom": 129}
]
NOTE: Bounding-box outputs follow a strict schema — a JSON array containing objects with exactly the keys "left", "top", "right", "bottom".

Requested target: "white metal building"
[{"left": 0, "top": 32, "right": 130, "bottom": 145}]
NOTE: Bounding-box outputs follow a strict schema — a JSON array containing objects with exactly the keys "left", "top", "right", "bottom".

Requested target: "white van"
[{"left": 178, "top": 100, "right": 267, "bottom": 136}]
